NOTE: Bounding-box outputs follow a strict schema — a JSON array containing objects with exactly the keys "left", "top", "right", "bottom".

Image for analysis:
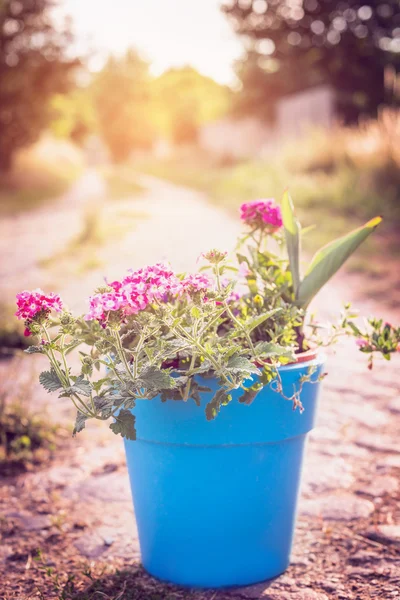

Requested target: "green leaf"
[
  {"left": 70, "top": 375, "right": 92, "bottom": 397},
  {"left": 244, "top": 309, "right": 282, "bottom": 334},
  {"left": 93, "top": 395, "right": 115, "bottom": 415},
  {"left": 110, "top": 409, "right": 136, "bottom": 440},
  {"left": 297, "top": 216, "right": 382, "bottom": 308},
  {"left": 238, "top": 386, "right": 261, "bottom": 405},
  {"left": 226, "top": 355, "right": 261, "bottom": 376},
  {"left": 282, "top": 190, "right": 301, "bottom": 296},
  {"left": 138, "top": 366, "right": 175, "bottom": 391},
  {"left": 73, "top": 411, "right": 89, "bottom": 435},
  {"left": 24, "top": 345, "right": 45, "bottom": 354},
  {"left": 39, "top": 368, "right": 63, "bottom": 393},
  {"left": 190, "top": 306, "right": 202, "bottom": 319},
  {"left": 205, "top": 389, "right": 232, "bottom": 421},
  {"left": 254, "top": 342, "right": 295, "bottom": 360}
]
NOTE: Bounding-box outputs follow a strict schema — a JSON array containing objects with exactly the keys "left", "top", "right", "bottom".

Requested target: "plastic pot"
[{"left": 124, "top": 355, "right": 324, "bottom": 588}]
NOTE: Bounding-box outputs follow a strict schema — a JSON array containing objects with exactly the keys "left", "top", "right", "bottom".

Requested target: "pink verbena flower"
[
  {"left": 181, "top": 273, "right": 213, "bottom": 294},
  {"left": 86, "top": 263, "right": 184, "bottom": 323},
  {"left": 356, "top": 338, "right": 369, "bottom": 349},
  {"left": 240, "top": 199, "right": 283, "bottom": 232},
  {"left": 15, "top": 289, "right": 63, "bottom": 321}
]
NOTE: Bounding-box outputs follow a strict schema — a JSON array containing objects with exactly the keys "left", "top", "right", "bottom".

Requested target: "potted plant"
[{"left": 16, "top": 192, "right": 399, "bottom": 588}]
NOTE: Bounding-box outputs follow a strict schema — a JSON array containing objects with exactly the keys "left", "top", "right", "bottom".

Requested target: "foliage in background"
[
  {"left": 223, "top": 0, "right": 399, "bottom": 123},
  {"left": 91, "top": 50, "right": 155, "bottom": 163},
  {"left": 0, "top": 360, "right": 62, "bottom": 475},
  {"left": 50, "top": 89, "right": 97, "bottom": 146},
  {"left": 0, "top": 0, "right": 79, "bottom": 172},
  {"left": 136, "top": 112, "right": 400, "bottom": 260},
  {"left": 0, "top": 136, "right": 83, "bottom": 215},
  {"left": 153, "top": 67, "right": 232, "bottom": 144},
  {"left": 0, "top": 303, "right": 30, "bottom": 358}
]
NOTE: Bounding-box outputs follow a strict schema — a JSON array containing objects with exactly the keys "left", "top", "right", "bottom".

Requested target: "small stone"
[
  {"left": 300, "top": 494, "right": 375, "bottom": 521},
  {"left": 357, "top": 476, "right": 399, "bottom": 497},
  {"left": 74, "top": 533, "right": 108, "bottom": 558},
  {"left": 63, "top": 472, "right": 131, "bottom": 503},
  {"left": 355, "top": 435, "right": 398, "bottom": 454},
  {"left": 0, "top": 545, "right": 12, "bottom": 563},
  {"left": 366, "top": 525, "right": 400, "bottom": 546},
  {"left": 233, "top": 589, "right": 328, "bottom": 600},
  {"left": 6, "top": 511, "right": 51, "bottom": 531},
  {"left": 377, "top": 455, "right": 400, "bottom": 469},
  {"left": 387, "top": 398, "right": 400, "bottom": 414}
]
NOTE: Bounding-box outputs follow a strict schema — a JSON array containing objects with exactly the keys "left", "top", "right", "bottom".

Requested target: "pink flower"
[
  {"left": 16, "top": 289, "right": 63, "bottom": 321},
  {"left": 181, "top": 273, "right": 213, "bottom": 295},
  {"left": 356, "top": 338, "right": 368, "bottom": 348},
  {"left": 86, "top": 263, "right": 185, "bottom": 323},
  {"left": 240, "top": 199, "right": 283, "bottom": 232},
  {"left": 238, "top": 261, "right": 250, "bottom": 278}
]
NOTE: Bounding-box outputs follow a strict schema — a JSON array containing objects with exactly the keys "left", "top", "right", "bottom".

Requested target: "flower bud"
[{"left": 202, "top": 249, "right": 227, "bottom": 264}]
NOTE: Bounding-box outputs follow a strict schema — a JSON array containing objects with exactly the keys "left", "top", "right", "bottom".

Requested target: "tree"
[
  {"left": 153, "top": 67, "right": 232, "bottom": 144},
  {"left": 50, "top": 89, "right": 96, "bottom": 146},
  {"left": 92, "top": 50, "right": 155, "bottom": 163},
  {"left": 223, "top": 0, "right": 400, "bottom": 122},
  {"left": 0, "top": 0, "right": 78, "bottom": 172}
]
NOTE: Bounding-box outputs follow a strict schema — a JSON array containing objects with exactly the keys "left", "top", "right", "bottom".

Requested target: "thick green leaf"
[
  {"left": 205, "top": 389, "right": 231, "bottom": 421},
  {"left": 138, "top": 366, "right": 175, "bottom": 391},
  {"left": 282, "top": 190, "right": 301, "bottom": 296},
  {"left": 73, "top": 411, "right": 89, "bottom": 435},
  {"left": 24, "top": 345, "right": 45, "bottom": 354},
  {"left": 109, "top": 409, "right": 136, "bottom": 440},
  {"left": 254, "top": 342, "right": 295, "bottom": 360},
  {"left": 297, "top": 216, "right": 382, "bottom": 307},
  {"left": 244, "top": 309, "right": 282, "bottom": 334},
  {"left": 238, "top": 386, "right": 261, "bottom": 405},
  {"left": 226, "top": 355, "right": 261, "bottom": 376},
  {"left": 39, "top": 368, "right": 63, "bottom": 393},
  {"left": 70, "top": 375, "right": 92, "bottom": 397}
]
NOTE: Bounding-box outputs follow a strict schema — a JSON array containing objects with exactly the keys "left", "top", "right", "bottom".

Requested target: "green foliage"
[
  {"left": 21, "top": 187, "right": 398, "bottom": 441},
  {"left": 297, "top": 216, "right": 382, "bottom": 307},
  {"left": 0, "top": 0, "right": 79, "bottom": 171},
  {"left": 39, "top": 368, "right": 63, "bottom": 393},
  {"left": 0, "top": 363, "right": 62, "bottom": 474},
  {"left": 109, "top": 409, "right": 136, "bottom": 440},
  {"left": 223, "top": 1, "right": 399, "bottom": 122},
  {"left": 92, "top": 50, "right": 155, "bottom": 163},
  {"left": 282, "top": 190, "right": 301, "bottom": 295},
  {"left": 205, "top": 389, "right": 232, "bottom": 421}
]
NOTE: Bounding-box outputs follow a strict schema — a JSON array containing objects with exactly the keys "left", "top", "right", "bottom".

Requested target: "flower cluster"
[
  {"left": 15, "top": 289, "right": 63, "bottom": 336},
  {"left": 240, "top": 199, "right": 283, "bottom": 232},
  {"left": 86, "top": 264, "right": 213, "bottom": 324},
  {"left": 181, "top": 273, "right": 212, "bottom": 294},
  {"left": 15, "top": 289, "right": 63, "bottom": 321}
]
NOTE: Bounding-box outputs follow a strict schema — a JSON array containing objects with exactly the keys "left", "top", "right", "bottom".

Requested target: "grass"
[
  {"left": 0, "top": 304, "right": 31, "bottom": 358},
  {"left": 0, "top": 136, "right": 83, "bottom": 216},
  {"left": 32, "top": 560, "right": 233, "bottom": 600},
  {"left": 0, "top": 359, "right": 66, "bottom": 476},
  {"left": 136, "top": 111, "right": 400, "bottom": 266}
]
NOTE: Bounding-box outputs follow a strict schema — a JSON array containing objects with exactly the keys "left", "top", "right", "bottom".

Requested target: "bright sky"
[{"left": 59, "top": 0, "right": 244, "bottom": 85}]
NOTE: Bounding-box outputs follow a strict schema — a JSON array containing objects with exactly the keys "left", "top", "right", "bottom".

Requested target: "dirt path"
[{"left": 1, "top": 173, "right": 399, "bottom": 599}]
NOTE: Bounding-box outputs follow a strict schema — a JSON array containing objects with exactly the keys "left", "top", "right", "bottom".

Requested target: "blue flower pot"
[{"left": 124, "top": 356, "right": 324, "bottom": 588}]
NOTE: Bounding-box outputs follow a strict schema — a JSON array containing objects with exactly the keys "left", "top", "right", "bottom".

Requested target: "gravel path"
[{"left": 0, "top": 173, "right": 399, "bottom": 599}]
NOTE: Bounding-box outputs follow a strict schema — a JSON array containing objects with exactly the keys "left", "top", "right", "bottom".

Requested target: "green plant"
[
  {"left": 14, "top": 194, "right": 400, "bottom": 441},
  {"left": 0, "top": 360, "right": 61, "bottom": 473}
]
